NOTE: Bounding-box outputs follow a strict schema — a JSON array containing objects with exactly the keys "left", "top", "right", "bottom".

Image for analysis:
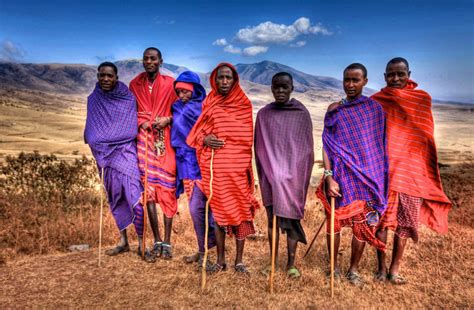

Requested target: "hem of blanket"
[
  {"left": 315, "top": 179, "right": 365, "bottom": 220},
  {"left": 381, "top": 190, "right": 450, "bottom": 234},
  {"left": 117, "top": 191, "right": 144, "bottom": 235}
]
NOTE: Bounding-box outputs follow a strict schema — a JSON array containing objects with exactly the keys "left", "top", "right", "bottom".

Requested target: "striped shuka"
[
  {"left": 187, "top": 63, "right": 260, "bottom": 235},
  {"left": 130, "top": 72, "right": 178, "bottom": 218},
  {"left": 371, "top": 80, "right": 451, "bottom": 234}
]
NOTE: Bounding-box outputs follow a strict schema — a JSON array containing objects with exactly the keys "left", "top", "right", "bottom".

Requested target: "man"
[
  {"left": 316, "top": 63, "right": 388, "bottom": 286},
  {"left": 187, "top": 63, "right": 260, "bottom": 274},
  {"left": 254, "top": 72, "right": 314, "bottom": 279},
  {"left": 129, "top": 47, "right": 178, "bottom": 259},
  {"left": 372, "top": 57, "right": 451, "bottom": 284},
  {"left": 84, "top": 62, "right": 148, "bottom": 259},
  {"left": 170, "top": 70, "right": 216, "bottom": 268}
]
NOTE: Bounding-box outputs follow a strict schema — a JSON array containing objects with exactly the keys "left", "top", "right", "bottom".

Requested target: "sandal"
[
  {"left": 374, "top": 270, "right": 388, "bottom": 282},
  {"left": 234, "top": 263, "right": 250, "bottom": 274},
  {"left": 105, "top": 244, "right": 130, "bottom": 256},
  {"left": 197, "top": 255, "right": 215, "bottom": 272},
  {"left": 208, "top": 262, "right": 227, "bottom": 274},
  {"left": 151, "top": 242, "right": 163, "bottom": 257},
  {"left": 136, "top": 247, "right": 156, "bottom": 263},
  {"left": 388, "top": 273, "right": 407, "bottom": 285},
  {"left": 346, "top": 271, "right": 365, "bottom": 287},
  {"left": 287, "top": 266, "right": 301, "bottom": 279},
  {"left": 261, "top": 264, "right": 279, "bottom": 276},
  {"left": 183, "top": 252, "right": 201, "bottom": 264},
  {"left": 161, "top": 243, "right": 173, "bottom": 260},
  {"left": 326, "top": 268, "right": 342, "bottom": 280}
]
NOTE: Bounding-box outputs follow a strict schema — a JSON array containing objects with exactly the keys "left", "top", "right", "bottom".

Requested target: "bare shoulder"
[{"left": 327, "top": 101, "right": 341, "bottom": 112}]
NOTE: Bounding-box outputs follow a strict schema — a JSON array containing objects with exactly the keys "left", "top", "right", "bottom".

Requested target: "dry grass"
[{"left": 0, "top": 162, "right": 472, "bottom": 308}]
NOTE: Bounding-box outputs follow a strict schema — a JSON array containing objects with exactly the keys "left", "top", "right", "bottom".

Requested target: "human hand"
[
  {"left": 141, "top": 121, "right": 150, "bottom": 130},
  {"left": 326, "top": 177, "right": 342, "bottom": 198},
  {"left": 203, "top": 134, "right": 225, "bottom": 149},
  {"left": 154, "top": 117, "right": 171, "bottom": 129}
]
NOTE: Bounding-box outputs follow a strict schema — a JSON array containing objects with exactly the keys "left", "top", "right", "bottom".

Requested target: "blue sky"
[{"left": 0, "top": 0, "right": 473, "bottom": 102}]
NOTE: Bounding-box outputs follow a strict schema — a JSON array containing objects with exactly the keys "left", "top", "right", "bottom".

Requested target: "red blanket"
[
  {"left": 187, "top": 63, "right": 259, "bottom": 226},
  {"left": 371, "top": 80, "right": 451, "bottom": 233},
  {"left": 130, "top": 72, "right": 178, "bottom": 217}
]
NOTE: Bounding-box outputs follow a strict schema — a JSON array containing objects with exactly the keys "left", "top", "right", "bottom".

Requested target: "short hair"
[
  {"left": 271, "top": 72, "right": 293, "bottom": 85},
  {"left": 344, "top": 63, "right": 367, "bottom": 78},
  {"left": 144, "top": 47, "right": 162, "bottom": 59},
  {"left": 386, "top": 57, "right": 409, "bottom": 71},
  {"left": 98, "top": 62, "right": 118, "bottom": 75}
]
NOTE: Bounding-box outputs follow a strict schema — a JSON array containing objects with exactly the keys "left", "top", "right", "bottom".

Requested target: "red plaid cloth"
[
  {"left": 324, "top": 200, "right": 386, "bottom": 251},
  {"left": 225, "top": 221, "right": 255, "bottom": 240},
  {"left": 396, "top": 193, "right": 422, "bottom": 242}
]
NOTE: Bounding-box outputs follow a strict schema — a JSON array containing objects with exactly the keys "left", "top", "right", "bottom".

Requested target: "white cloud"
[
  {"left": 223, "top": 44, "right": 241, "bottom": 54},
  {"left": 290, "top": 40, "right": 306, "bottom": 48},
  {"left": 309, "top": 23, "right": 332, "bottom": 35},
  {"left": 0, "top": 40, "right": 26, "bottom": 62},
  {"left": 294, "top": 17, "right": 311, "bottom": 33},
  {"left": 212, "top": 38, "right": 228, "bottom": 46},
  {"left": 242, "top": 46, "right": 268, "bottom": 56},
  {"left": 235, "top": 17, "right": 332, "bottom": 45}
]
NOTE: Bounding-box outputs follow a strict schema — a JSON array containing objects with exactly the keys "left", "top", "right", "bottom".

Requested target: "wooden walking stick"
[
  {"left": 98, "top": 166, "right": 105, "bottom": 267},
  {"left": 201, "top": 149, "right": 215, "bottom": 291},
  {"left": 142, "top": 131, "right": 149, "bottom": 258},
  {"left": 330, "top": 196, "right": 335, "bottom": 298},
  {"left": 269, "top": 214, "right": 277, "bottom": 293},
  {"left": 303, "top": 218, "right": 326, "bottom": 259}
]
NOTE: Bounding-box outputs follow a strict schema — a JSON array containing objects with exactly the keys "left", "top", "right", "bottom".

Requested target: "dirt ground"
[{"left": 1, "top": 176, "right": 472, "bottom": 308}]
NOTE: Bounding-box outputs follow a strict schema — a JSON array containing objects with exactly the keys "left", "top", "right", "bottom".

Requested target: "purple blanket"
[
  {"left": 255, "top": 98, "right": 314, "bottom": 220},
  {"left": 171, "top": 71, "right": 205, "bottom": 197},
  {"left": 323, "top": 95, "right": 388, "bottom": 215},
  {"left": 84, "top": 81, "right": 140, "bottom": 181}
]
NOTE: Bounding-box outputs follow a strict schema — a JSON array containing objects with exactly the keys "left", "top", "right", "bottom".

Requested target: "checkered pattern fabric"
[
  {"left": 322, "top": 96, "right": 388, "bottom": 216},
  {"left": 396, "top": 193, "right": 422, "bottom": 242}
]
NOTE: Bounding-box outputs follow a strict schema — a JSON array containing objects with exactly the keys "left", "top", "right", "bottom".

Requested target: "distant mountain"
[
  {"left": 0, "top": 60, "right": 347, "bottom": 96},
  {"left": 235, "top": 60, "right": 342, "bottom": 93},
  {"left": 0, "top": 62, "right": 96, "bottom": 94},
  {"left": 1, "top": 60, "right": 465, "bottom": 104}
]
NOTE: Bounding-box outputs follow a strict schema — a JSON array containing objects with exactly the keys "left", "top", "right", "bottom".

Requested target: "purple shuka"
[
  {"left": 323, "top": 95, "right": 388, "bottom": 216},
  {"left": 255, "top": 98, "right": 314, "bottom": 220},
  {"left": 84, "top": 81, "right": 143, "bottom": 232}
]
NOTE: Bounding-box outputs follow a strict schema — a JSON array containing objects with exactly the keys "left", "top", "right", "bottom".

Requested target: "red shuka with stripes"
[
  {"left": 371, "top": 80, "right": 451, "bottom": 234},
  {"left": 130, "top": 72, "right": 178, "bottom": 217},
  {"left": 187, "top": 63, "right": 260, "bottom": 226}
]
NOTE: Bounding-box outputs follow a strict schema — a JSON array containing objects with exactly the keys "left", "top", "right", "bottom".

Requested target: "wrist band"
[{"left": 324, "top": 169, "right": 333, "bottom": 177}]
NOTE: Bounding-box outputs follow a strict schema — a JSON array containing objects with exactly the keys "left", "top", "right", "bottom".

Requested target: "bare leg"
[
  {"left": 287, "top": 236, "right": 298, "bottom": 269},
  {"left": 266, "top": 208, "right": 279, "bottom": 264},
  {"left": 326, "top": 233, "right": 341, "bottom": 272},
  {"left": 235, "top": 238, "right": 245, "bottom": 266},
  {"left": 389, "top": 234, "right": 408, "bottom": 275},
  {"left": 375, "top": 228, "right": 388, "bottom": 278},
  {"left": 137, "top": 236, "right": 143, "bottom": 251},
  {"left": 214, "top": 225, "right": 226, "bottom": 266},
  {"left": 118, "top": 229, "right": 128, "bottom": 247},
  {"left": 147, "top": 202, "right": 162, "bottom": 244},
  {"left": 163, "top": 215, "right": 173, "bottom": 244},
  {"left": 348, "top": 236, "right": 365, "bottom": 273}
]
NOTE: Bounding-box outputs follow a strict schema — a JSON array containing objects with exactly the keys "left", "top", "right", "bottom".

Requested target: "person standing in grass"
[
  {"left": 129, "top": 47, "right": 178, "bottom": 259},
  {"left": 187, "top": 63, "right": 260, "bottom": 274},
  {"left": 84, "top": 62, "right": 149, "bottom": 260},
  {"left": 371, "top": 57, "right": 451, "bottom": 284},
  {"left": 316, "top": 63, "right": 388, "bottom": 286},
  {"left": 254, "top": 72, "right": 314, "bottom": 279},
  {"left": 170, "top": 70, "right": 216, "bottom": 269}
]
